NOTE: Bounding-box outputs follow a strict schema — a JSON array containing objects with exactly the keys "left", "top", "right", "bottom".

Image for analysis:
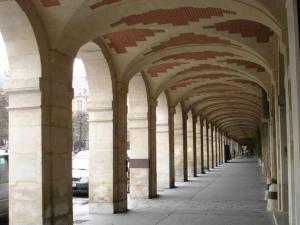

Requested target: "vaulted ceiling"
[{"left": 27, "top": 0, "right": 286, "bottom": 141}]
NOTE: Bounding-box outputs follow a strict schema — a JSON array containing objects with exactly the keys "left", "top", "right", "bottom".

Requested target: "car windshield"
[{"left": 73, "top": 158, "right": 88, "bottom": 170}]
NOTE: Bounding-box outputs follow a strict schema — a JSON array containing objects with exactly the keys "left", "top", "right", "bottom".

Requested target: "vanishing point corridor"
[{"left": 73, "top": 158, "right": 274, "bottom": 225}]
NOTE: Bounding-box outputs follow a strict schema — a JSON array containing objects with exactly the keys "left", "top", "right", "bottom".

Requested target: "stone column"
[
  {"left": 200, "top": 119, "right": 205, "bottom": 173},
  {"left": 210, "top": 124, "right": 214, "bottom": 169},
  {"left": 112, "top": 82, "right": 128, "bottom": 211},
  {"left": 128, "top": 112, "right": 150, "bottom": 199},
  {"left": 156, "top": 111, "right": 170, "bottom": 189},
  {"left": 262, "top": 122, "right": 271, "bottom": 177},
  {"left": 284, "top": 51, "right": 297, "bottom": 223},
  {"left": 5, "top": 51, "right": 74, "bottom": 224},
  {"left": 202, "top": 120, "right": 207, "bottom": 171},
  {"left": 174, "top": 106, "right": 184, "bottom": 182},
  {"left": 269, "top": 114, "right": 277, "bottom": 179},
  {"left": 206, "top": 121, "right": 210, "bottom": 170},
  {"left": 148, "top": 98, "right": 157, "bottom": 198},
  {"left": 286, "top": 2, "right": 300, "bottom": 219},
  {"left": 192, "top": 116, "right": 198, "bottom": 176},
  {"left": 277, "top": 91, "right": 289, "bottom": 211},
  {"left": 218, "top": 129, "right": 221, "bottom": 164},
  {"left": 196, "top": 117, "right": 202, "bottom": 174},
  {"left": 168, "top": 108, "right": 175, "bottom": 188},
  {"left": 88, "top": 103, "right": 120, "bottom": 213},
  {"left": 276, "top": 56, "right": 289, "bottom": 212},
  {"left": 182, "top": 113, "right": 188, "bottom": 181},
  {"left": 214, "top": 127, "right": 219, "bottom": 167},
  {"left": 187, "top": 113, "right": 194, "bottom": 178},
  {"left": 220, "top": 131, "right": 223, "bottom": 163},
  {"left": 220, "top": 132, "right": 223, "bottom": 163}
]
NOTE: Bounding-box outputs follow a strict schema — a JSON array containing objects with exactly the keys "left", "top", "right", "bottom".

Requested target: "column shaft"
[
  {"left": 168, "top": 108, "right": 175, "bottom": 187},
  {"left": 211, "top": 125, "right": 214, "bottom": 169},
  {"left": 200, "top": 120, "right": 205, "bottom": 173},
  {"left": 182, "top": 114, "right": 188, "bottom": 181},
  {"left": 6, "top": 51, "right": 74, "bottom": 224},
  {"left": 206, "top": 122, "right": 210, "bottom": 170},
  {"left": 148, "top": 98, "right": 157, "bottom": 198}
]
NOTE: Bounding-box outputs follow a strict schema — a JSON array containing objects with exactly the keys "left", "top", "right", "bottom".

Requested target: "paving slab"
[{"left": 74, "top": 158, "right": 275, "bottom": 225}]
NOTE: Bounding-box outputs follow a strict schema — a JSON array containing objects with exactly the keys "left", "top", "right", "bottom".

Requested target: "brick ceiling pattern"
[
  {"left": 230, "top": 79, "right": 261, "bottom": 88},
  {"left": 170, "top": 82, "right": 193, "bottom": 90},
  {"left": 180, "top": 73, "right": 236, "bottom": 81},
  {"left": 145, "top": 33, "right": 240, "bottom": 55},
  {"left": 111, "top": 7, "right": 236, "bottom": 27},
  {"left": 192, "top": 83, "right": 236, "bottom": 91},
  {"left": 154, "top": 51, "right": 237, "bottom": 63},
  {"left": 174, "top": 64, "right": 237, "bottom": 78},
  {"left": 103, "top": 29, "right": 164, "bottom": 53},
  {"left": 204, "top": 19, "right": 274, "bottom": 43},
  {"left": 44, "top": 1, "right": 276, "bottom": 140},
  {"left": 90, "top": 0, "right": 122, "bottom": 10},
  {"left": 147, "top": 62, "right": 188, "bottom": 77},
  {"left": 219, "top": 59, "right": 265, "bottom": 72}
]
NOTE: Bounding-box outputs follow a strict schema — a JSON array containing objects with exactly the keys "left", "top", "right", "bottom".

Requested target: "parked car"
[
  {"left": 0, "top": 152, "right": 8, "bottom": 216},
  {"left": 72, "top": 150, "right": 89, "bottom": 195}
]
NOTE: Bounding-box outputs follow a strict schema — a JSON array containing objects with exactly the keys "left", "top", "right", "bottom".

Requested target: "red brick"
[
  {"left": 180, "top": 73, "right": 236, "bottom": 82},
  {"left": 154, "top": 51, "right": 237, "bottom": 63},
  {"left": 147, "top": 62, "right": 187, "bottom": 77},
  {"left": 103, "top": 29, "right": 164, "bottom": 53},
  {"left": 111, "top": 7, "right": 236, "bottom": 27},
  {"left": 230, "top": 78, "right": 261, "bottom": 87},
  {"left": 204, "top": 19, "right": 274, "bottom": 43},
  {"left": 145, "top": 33, "right": 240, "bottom": 55},
  {"left": 219, "top": 59, "right": 265, "bottom": 72},
  {"left": 90, "top": 0, "right": 122, "bottom": 10},
  {"left": 174, "top": 64, "right": 237, "bottom": 78}
]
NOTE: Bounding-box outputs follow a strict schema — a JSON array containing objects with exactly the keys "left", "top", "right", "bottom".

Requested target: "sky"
[
  {"left": 0, "top": 32, "right": 88, "bottom": 92},
  {"left": 0, "top": 33, "right": 8, "bottom": 85},
  {"left": 0, "top": 33, "right": 7, "bottom": 63}
]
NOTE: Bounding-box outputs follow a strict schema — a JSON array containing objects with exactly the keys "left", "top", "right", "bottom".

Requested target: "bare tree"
[{"left": 72, "top": 111, "right": 89, "bottom": 153}]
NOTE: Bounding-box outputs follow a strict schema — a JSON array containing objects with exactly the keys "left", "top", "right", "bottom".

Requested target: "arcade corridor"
[{"left": 0, "top": 0, "right": 300, "bottom": 225}]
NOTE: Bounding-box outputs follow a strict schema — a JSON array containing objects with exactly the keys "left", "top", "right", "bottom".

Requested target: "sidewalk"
[{"left": 74, "top": 158, "right": 275, "bottom": 225}]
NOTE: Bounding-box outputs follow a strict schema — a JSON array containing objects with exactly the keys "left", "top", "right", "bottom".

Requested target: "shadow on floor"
[{"left": 228, "top": 160, "right": 257, "bottom": 164}]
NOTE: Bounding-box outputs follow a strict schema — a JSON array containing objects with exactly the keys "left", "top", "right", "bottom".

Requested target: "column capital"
[
  {"left": 183, "top": 113, "right": 188, "bottom": 121},
  {"left": 148, "top": 97, "right": 158, "bottom": 108},
  {"left": 193, "top": 115, "right": 198, "bottom": 123},
  {"left": 168, "top": 107, "right": 176, "bottom": 116},
  {"left": 200, "top": 118, "right": 204, "bottom": 126},
  {"left": 115, "top": 81, "right": 128, "bottom": 95}
]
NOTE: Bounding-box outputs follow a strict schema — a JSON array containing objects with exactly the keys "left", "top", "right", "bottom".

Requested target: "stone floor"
[{"left": 74, "top": 158, "right": 275, "bottom": 225}]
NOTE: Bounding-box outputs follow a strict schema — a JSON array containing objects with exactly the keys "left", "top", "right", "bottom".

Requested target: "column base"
[
  {"left": 149, "top": 193, "right": 158, "bottom": 199},
  {"left": 89, "top": 200, "right": 127, "bottom": 214},
  {"left": 169, "top": 184, "right": 176, "bottom": 188}
]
